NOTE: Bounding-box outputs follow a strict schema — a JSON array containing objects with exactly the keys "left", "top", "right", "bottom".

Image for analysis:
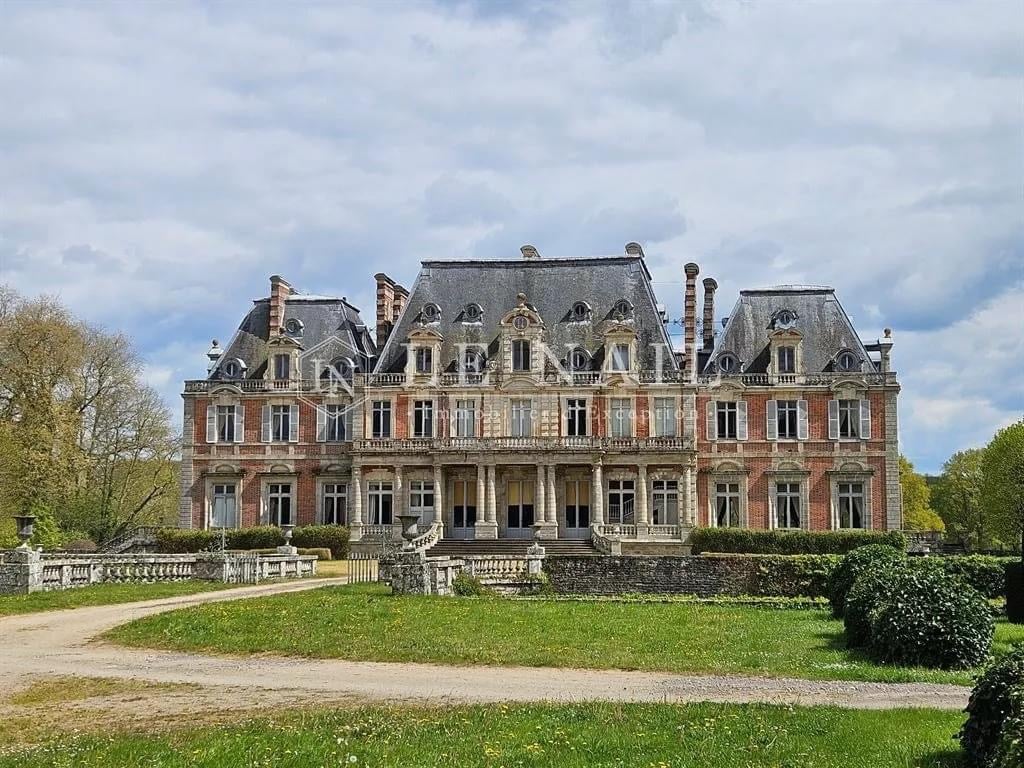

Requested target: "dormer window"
[
  {"left": 284, "top": 318, "right": 303, "bottom": 336},
  {"left": 836, "top": 351, "right": 859, "bottom": 372},
  {"left": 463, "top": 303, "right": 483, "bottom": 323},
  {"left": 463, "top": 349, "right": 485, "bottom": 373},
  {"left": 773, "top": 309, "right": 798, "bottom": 329},
  {"left": 613, "top": 299, "right": 633, "bottom": 319},
  {"left": 422, "top": 303, "right": 441, "bottom": 323},
  {"left": 610, "top": 343, "right": 631, "bottom": 371},
  {"left": 512, "top": 315, "right": 529, "bottom": 331},
  {"left": 777, "top": 346, "right": 796, "bottom": 374},
  {"left": 273, "top": 353, "right": 291, "bottom": 381},
  {"left": 570, "top": 301, "right": 591, "bottom": 322},
  {"left": 512, "top": 339, "right": 531, "bottom": 371},
  {"left": 717, "top": 353, "right": 738, "bottom": 374},
  {"left": 222, "top": 358, "right": 246, "bottom": 379},
  {"left": 569, "top": 347, "right": 590, "bottom": 371},
  {"left": 414, "top": 347, "right": 434, "bottom": 374},
  {"left": 326, "top": 357, "right": 353, "bottom": 383}
]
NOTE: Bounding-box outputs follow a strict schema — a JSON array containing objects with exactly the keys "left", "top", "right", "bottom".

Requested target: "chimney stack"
[
  {"left": 268, "top": 275, "right": 292, "bottom": 337},
  {"left": 520, "top": 244, "right": 540, "bottom": 260},
  {"left": 879, "top": 328, "right": 894, "bottom": 373},
  {"left": 375, "top": 273, "right": 396, "bottom": 349},
  {"left": 702, "top": 277, "right": 718, "bottom": 352},
  {"left": 684, "top": 263, "right": 700, "bottom": 382},
  {"left": 392, "top": 284, "right": 409, "bottom": 325}
]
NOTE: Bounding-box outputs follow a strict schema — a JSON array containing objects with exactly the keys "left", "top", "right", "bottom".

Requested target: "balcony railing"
[
  {"left": 696, "top": 371, "right": 897, "bottom": 387},
  {"left": 352, "top": 436, "right": 694, "bottom": 453}
]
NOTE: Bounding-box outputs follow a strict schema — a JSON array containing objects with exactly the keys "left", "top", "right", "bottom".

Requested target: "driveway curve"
[{"left": 0, "top": 579, "right": 971, "bottom": 711}]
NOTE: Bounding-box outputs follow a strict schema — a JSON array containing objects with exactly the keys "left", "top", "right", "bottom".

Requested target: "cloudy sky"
[{"left": 1, "top": 0, "right": 1021, "bottom": 473}]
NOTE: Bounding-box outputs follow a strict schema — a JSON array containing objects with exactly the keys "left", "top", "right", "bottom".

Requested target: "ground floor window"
[
  {"left": 714, "top": 482, "right": 740, "bottom": 527},
  {"left": 267, "top": 482, "right": 292, "bottom": 526},
  {"left": 368, "top": 481, "right": 394, "bottom": 525},
  {"left": 210, "top": 482, "right": 237, "bottom": 528},
  {"left": 775, "top": 482, "right": 801, "bottom": 529},
  {"left": 607, "top": 479, "right": 635, "bottom": 524},
  {"left": 837, "top": 481, "right": 866, "bottom": 529},
  {"left": 564, "top": 479, "right": 590, "bottom": 529},
  {"left": 409, "top": 480, "right": 435, "bottom": 524},
  {"left": 506, "top": 479, "right": 535, "bottom": 529},
  {"left": 321, "top": 482, "right": 347, "bottom": 525},
  {"left": 453, "top": 479, "right": 477, "bottom": 529},
  {"left": 651, "top": 480, "right": 678, "bottom": 525}
]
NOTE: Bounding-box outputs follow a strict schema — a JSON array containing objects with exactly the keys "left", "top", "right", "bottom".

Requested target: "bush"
[
  {"left": 844, "top": 563, "right": 907, "bottom": 648},
  {"left": 994, "top": 687, "right": 1024, "bottom": 768},
  {"left": 1007, "top": 563, "right": 1024, "bottom": 624},
  {"left": 228, "top": 526, "right": 283, "bottom": 551},
  {"left": 153, "top": 528, "right": 217, "bottom": 553},
  {"left": 63, "top": 538, "right": 98, "bottom": 553},
  {"left": 829, "top": 544, "right": 907, "bottom": 617},
  {"left": 929, "top": 556, "right": 1017, "bottom": 600},
  {"left": 867, "top": 567, "right": 994, "bottom": 669},
  {"left": 292, "top": 525, "right": 350, "bottom": 559},
  {"left": 690, "top": 528, "right": 906, "bottom": 555},
  {"left": 750, "top": 554, "right": 841, "bottom": 598},
  {"left": 452, "top": 572, "right": 495, "bottom": 597},
  {"left": 960, "top": 645, "right": 1024, "bottom": 767}
]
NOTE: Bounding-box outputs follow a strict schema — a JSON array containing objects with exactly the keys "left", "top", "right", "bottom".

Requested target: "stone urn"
[
  {"left": 277, "top": 523, "right": 297, "bottom": 555},
  {"left": 398, "top": 513, "right": 422, "bottom": 550},
  {"left": 13, "top": 514, "right": 36, "bottom": 550}
]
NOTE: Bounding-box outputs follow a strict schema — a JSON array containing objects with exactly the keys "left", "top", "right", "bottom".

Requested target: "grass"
[
  {"left": 7, "top": 676, "right": 193, "bottom": 707},
  {"left": 0, "top": 702, "right": 966, "bottom": 767},
  {"left": 107, "top": 584, "right": 1024, "bottom": 684},
  {"left": 0, "top": 580, "right": 238, "bottom": 617}
]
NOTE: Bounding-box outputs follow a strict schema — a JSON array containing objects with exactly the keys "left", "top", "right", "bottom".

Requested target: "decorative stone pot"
[
  {"left": 398, "top": 513, "right": 421, "bottom": 550},
  {"left": 13, "top": 514, "right": 36, "bottom": 550},
  {"left": 277, "top": 523, "right": 298, "bottom": 555}
]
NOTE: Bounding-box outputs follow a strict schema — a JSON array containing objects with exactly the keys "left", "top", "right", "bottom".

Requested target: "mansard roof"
[
  {"left": 374, "top": 254, "right": 677, "bottom": 374},
  {"left": 210, "top": 293, "right": 376, "bottom": 380},
  {"left": 707, "top": 286, "right": 872, "bottom": 374}
]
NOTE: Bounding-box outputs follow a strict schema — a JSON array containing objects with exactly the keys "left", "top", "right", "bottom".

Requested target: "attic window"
[
  {"left": 463, "top": 349, "right": 485, "bottom": 373},
  {"left": 774, "top": 309, "right": 798, "bottom": 329},
  {"left": 422, "top": 303, "right": 441, "bottom": 323},
  {"left": 512, "top": 315, "right": 529, "bottom": 331},
  {"left": 570, "top": 302, "right": 591, "bottom": 322},
  {"left": 569, "top": 347, "right": 590, "bottom": 371},
  {"left": 285, "top": 318, "right": 303, "bottom": 336},
  {"left": 836, "top": 351, "right": 859, "bottom": 372},
  {"left": 222, "top": 359, "right": 246, "bottom": 378},
  {"left": 463, "top": 303, "right": 483, "bottom": 323},
  {"left": 717, "top": 353, "right": 738, "bottom": 374},
  {"left": 613, "top": 299, "right": 633, "bottom": 319}
]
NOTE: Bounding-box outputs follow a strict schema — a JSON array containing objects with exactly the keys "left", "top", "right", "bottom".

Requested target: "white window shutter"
[
  {"left": 289, "top": 404, "right": 300, "bottom": 442},
  {"left": 206, "top": 405, "right": 217, "bottom": 443},
  {"left": 234, "top": 404, "right": 245, "bottom": 443},
  {"left": 860, "top": 399, "right": 872, "bottom": 440},
  {"left": 706, "top": 400, "right": 717, "bottom": 441},
  {"left": 766, "top": 400, "right": 778, "bottom": 441},
  {"left": 261, "top": 405, "right": 271, "bottom": 443},
  {"left": 797, "top": 400, "right": 809, "bottom": 440},
  {"left": 737, "top": 400, "right": 748, "bottom": 441},
  {"left": 828, "top": 399, "right": 840, "bottom": 440},
  {"left": 316, "top": 405, "right": 326, "bottom": 443}
]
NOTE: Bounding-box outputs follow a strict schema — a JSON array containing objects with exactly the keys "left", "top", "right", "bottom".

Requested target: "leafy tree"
[
  {"left": 982, "top": 420, "right": 1024, "bottom": 563},
  {"left": 900, "top": 455, "right": 944, "bottom": 532},
  {"left": 934, "top": 449, "right": 996, "bottom": 551}
]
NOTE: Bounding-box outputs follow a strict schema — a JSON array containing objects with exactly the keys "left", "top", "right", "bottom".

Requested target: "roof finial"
[{"left": 516, "top": 292, "right": 527, "bottom": 307}]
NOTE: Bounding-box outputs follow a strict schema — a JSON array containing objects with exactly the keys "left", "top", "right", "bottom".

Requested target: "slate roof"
[
  {"left": 210, "top": 294, "right": 376, "bottom": 381},
  {"left": 374, "top": 255, "right": 677, "bottom": 374},
  {"left": 706, "top": 286, "right": 873, "bottom": 374}
]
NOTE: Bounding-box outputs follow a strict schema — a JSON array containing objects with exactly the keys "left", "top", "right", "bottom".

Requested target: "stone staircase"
[{"left": 429, "top": 538, "right": 601, "bottom": 558}]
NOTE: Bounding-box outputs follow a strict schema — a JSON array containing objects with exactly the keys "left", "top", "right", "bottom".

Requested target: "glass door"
[
  {"left": 506, "top": 479, "right": 535, "bottom": 538},
  {"left": 452, "top": 479, "right": 477, "bottom": 539},
  {"left": 564, "top": 479, "right": 590, "bottom": 539},
  {"left": 606, "top": 479, "right": 635, "bottom": 526}
]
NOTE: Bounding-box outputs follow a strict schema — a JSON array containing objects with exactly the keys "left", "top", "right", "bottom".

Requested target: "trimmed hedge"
[
  {"left": 828, "top": 544, "right": 907, "bottom": 617},
  {"left": 749, "top": 554, "right": 841, "bottom": 598},
  {"left": 235, "top": 547, "right": 333, "bottom": 561},
  {"left": 1007, "top": 562, "right": 1023, "bottom": 623},
  {"left": 867, "top": 567, "right": 994, "bottom": 670},
  {"left": 689, "top": 528, "right": 906, "bottom": 555},
  {"left": 153, "top": 525, "right": 350, "bottom": 559},
  {"left": 960, "top": 644, "right": 1024, "bottom": 767},
  {"left": 936, "top": 555, "right": 1018, "bottom": 601}
]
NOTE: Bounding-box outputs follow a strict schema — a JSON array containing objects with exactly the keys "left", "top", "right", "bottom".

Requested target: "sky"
[{"left": 1, "top": 0, "right": 1021, "bottom": 474}]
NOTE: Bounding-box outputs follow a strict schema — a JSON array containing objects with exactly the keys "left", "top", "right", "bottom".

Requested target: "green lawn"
[
  {"left": 0, "top": 581, "right": 237, "bottom": 617},
  {"left": 107, "top": 584, "right": 1024, "bottom": 684},
  {"left": 0, "top": 702, "right": 966, "bottom": 768}
]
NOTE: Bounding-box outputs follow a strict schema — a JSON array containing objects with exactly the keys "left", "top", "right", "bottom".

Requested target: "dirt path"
[{"left": 0, "top": 580, "right": 971, "bottom": 713}]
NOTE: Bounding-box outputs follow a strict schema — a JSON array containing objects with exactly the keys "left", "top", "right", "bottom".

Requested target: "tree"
[
  {"left": 900, "top": 455, "right": 944, "bottom": 532},
  {"left": 933, "top": 449, "right": 992, "bottom": 551},
  {"left": 982, "top": 420, "right": 1024, "bottom": 564}
]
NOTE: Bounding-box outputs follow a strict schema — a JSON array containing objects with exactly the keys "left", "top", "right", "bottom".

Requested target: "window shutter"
[
  {"left": 828, "top": 399, "right": 840, "bottom": 440},
  {"left": 234, "top": 404, "right": 245, "bottom": 443},
  {"left": 344, "top": 408, "right": 353, "bottom": 442},
  {"left": 766, "top": 400, "right": 778, "bottom": 441},
  {"left": 261, "top": 405, "right": 271, "bottom": 443},
  {"left": 860, "top": 399, "right": 872, "bottom": 440},
  {"left": 206, "top": 405, "right": 217, "bottom": 443},
  {"left": 289, "top": 404, "right": 300, "bottom": 442},
  {"left": 737, "top": 400, "right": 748, "bottom": 441},
  {"left": 316, "top": 404, "right": 326, "bottom": 443},
  {"left": 797, "top": 400, "right": 809, "bottom": 440},
  {"left": 706, "top": 401, "right": 717, "bottom": 441}
]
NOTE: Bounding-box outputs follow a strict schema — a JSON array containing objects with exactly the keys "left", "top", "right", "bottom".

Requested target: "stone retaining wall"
[{"left": 543, "top": 555, "right": 766, "bottom": 596}]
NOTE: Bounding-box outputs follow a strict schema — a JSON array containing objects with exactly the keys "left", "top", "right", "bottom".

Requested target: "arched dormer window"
[
  {"left": 612, "top": 298, "right": 633, "bottom": 320},
  {"left": 772, "top": 309, "right": 798, "bottom": 329},
  {"left": 717, "top": 353, "right": 739, "bottom": 374},
  {"left": 835, "top": 350, "right": 860, "bottom": 373},
  {"left": 221, "top": 358, "right": 247, "bottom": 379},
  {"left": 568, "top": 347, "right": 590, "bottom": 371},
  {"left": 462, "top": 303, "right": 483, "bottom": 323},
  {"left": 570, "top": 301, "right": 591, "bottom": 322},
  {"left": 463, "top": 348, "right": 485, "bottom": 373},
  {"left": 421, "top": 303, "right": 441, "bottom": 324},
  {"left": 324, "top": 356, "right": 354, "bottom": 384},
  {"left": 284, "top": 318, "right": 304, "bottom": 337}
]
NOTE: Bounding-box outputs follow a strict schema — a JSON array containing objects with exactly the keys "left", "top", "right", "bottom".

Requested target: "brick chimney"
[
  {"left": 684, "top": 263, "right": 700, "bottom": 381},
  {"left": 375, "top": 273, "right": 396, "bottom": 349},
  {"left": 392, "top": 284, "right": 409, "bottom": 325},
  {"left": 268, "top": 275, "right": 292, "bottom": 337},
  {"left": 702, "top": 277, "right": 718, "bottom": 353}
]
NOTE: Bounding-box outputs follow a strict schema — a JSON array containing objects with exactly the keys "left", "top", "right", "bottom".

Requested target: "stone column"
[
  {"left": 392, "top": 465, "right": 404, "bottom": 537},
  {"left": 636, "top": 463, "right": 649, "bottom": 535},
  {"left": 685, "top": 463, "right": 698, "bottom": 526},
  {"left": 592, "top": 461, "right": 604, "bottom": 526},
  {"left": 476, "top": 463, "right": 498, "bottom": 539},
  {"left": 432, "top": 463, "right": 444, "bottom": 529},
  {"left": 350, "top": 465, "right": 364, "bottom": 540},
  {"left": 487, "top": 464, "right": 497, "bottom": 523},
  {"left": 546, "top": 464, "right": 557, "bottom": 526},
  {"left": 534, "top": 463, "right": 557, "bottom": 540}
]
